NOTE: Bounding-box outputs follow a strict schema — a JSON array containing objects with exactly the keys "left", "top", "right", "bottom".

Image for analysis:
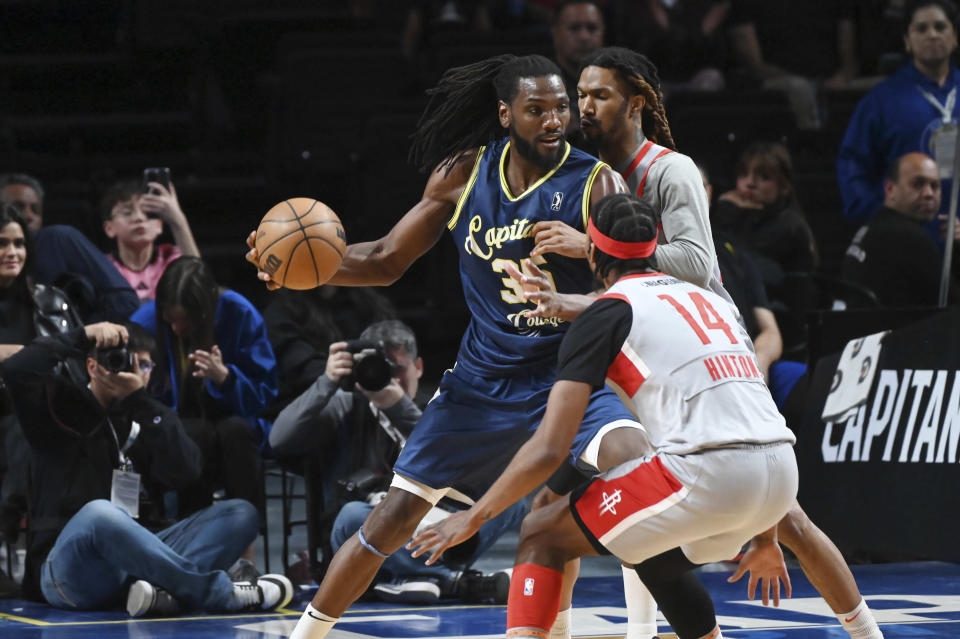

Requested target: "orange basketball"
[{"left": 255, "top": 198, "right": 346, "bottom": 290}]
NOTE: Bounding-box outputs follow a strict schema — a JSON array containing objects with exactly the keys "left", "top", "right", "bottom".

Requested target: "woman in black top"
[
  {"left": 0, "top": 204, "right": 81, "bottom": 587},
  {"left": 0, "top": 205, "right": 81, "bottom": 360}
]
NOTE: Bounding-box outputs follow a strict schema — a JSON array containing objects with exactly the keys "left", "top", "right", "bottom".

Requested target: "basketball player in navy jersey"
[
  {"left": 515, "top": 47, "right": 883, "bottom": 639},
  {"left": 246, "top": 55, "right": 717, "bottom": 639}
]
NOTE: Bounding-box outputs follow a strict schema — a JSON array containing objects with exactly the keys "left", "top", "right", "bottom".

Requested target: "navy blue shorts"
[{"left": 392, "top": 365, "right": 637, "bottom": 502}]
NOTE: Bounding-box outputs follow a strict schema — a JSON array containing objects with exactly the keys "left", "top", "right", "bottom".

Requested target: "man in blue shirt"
[{"left": 838, "top": 0, "right": 959, "bottom": 229}]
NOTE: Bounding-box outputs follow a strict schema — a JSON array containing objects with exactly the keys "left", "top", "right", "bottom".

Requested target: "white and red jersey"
[{"left": 599, "top": 273, "right": 794, "bottom": 455}]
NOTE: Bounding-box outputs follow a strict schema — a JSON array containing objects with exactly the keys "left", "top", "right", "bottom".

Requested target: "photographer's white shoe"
[{"left": 226, "top": 574, "right": 294, "bottom": 612}]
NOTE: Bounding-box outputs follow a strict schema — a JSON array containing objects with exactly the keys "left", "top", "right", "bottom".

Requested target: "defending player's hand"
[
  {"left": 503, "top": 260, "right": 562, "bottom": 318},
  {"left": 727, "top": 536, "right": 792, "bottom": 607},
  {"left": 530, "top": 221, "right": 588, "bottom": 258},
  {"left": 244, "top": 230, "right": 282, "bottom": 291},
  {"left": 406, "top": 510, "right": 481, "bottom": 566}
]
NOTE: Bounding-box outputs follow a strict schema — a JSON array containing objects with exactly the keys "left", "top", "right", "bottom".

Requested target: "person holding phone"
[{"left": 100, "top": 172, "right": 200, "bottom": 302}]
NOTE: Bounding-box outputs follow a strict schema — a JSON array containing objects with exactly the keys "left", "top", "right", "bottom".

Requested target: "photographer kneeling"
[
  {"left": 0, "top": 321, "right": 292, "bottom": 616},
  {"left": 270, "top": 320, "right": 525, "bottom": 604}
]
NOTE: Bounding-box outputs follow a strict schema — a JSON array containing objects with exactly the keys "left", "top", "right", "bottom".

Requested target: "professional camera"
[
  {"left": 338, "top": 339, "right": 394, "bottom": 391},
  {"left": 96, "top": 345, "right": 134, "bottom": 373}
]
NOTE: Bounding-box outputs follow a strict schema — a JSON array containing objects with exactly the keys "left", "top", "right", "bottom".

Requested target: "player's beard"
[
  {"left": 510, "top": 124, "right": 564, "bottom": 171},
  {"left": 581, "top": 100, "right": 629, "bottom": 150}
]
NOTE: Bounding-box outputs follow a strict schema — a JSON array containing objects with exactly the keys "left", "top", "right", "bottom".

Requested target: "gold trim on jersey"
[
  {"left": 447, "top": 147, "right": 487, "bottom": 231},
  {"left": 498, "top": 141, "right": 571, "bottom": 201},
  {"left": 581, "top": 161, "right": 608, "bottom": 229}
]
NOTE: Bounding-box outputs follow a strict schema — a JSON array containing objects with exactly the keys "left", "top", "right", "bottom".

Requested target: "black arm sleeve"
[{"left": 556, "top": 297, "right": 633, "bottom": 389}]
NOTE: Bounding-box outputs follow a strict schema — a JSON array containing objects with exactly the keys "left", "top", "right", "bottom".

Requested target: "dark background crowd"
[
  {"left": 1, "top": 0, "right": 949, "bottom": 372},
  {"left": 0, "top": 0, "right": 956, "bottom": 616}
]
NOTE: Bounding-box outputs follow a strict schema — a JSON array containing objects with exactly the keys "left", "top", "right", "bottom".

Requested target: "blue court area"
[{"left": 1, "top": 561, "right": 958, "bottom": 638}]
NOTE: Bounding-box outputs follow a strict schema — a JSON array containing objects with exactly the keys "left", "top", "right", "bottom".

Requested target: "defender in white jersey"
[
  {"left": 522, "top": 47, "right": 883, "bottom": 639},
  {"left": 410, "top": 194, "right": 798, "bottom": 639}
]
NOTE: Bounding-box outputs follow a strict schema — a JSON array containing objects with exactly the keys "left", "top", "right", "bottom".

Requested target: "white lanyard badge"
[{"left": 919, "top": 86, "right": 958, "bottom": 178}]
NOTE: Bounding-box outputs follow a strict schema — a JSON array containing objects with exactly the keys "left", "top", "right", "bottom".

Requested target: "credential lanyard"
[{"left": 918, "top": 86, "right": 957, "bottom": 123}]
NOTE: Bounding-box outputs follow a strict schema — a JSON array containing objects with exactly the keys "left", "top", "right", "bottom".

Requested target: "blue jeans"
[
  {"left": 41, "top": 498, "right": 258, "bottom": 611},
  {"left": 331, "top": 499, "right": 528, "bottom": 589}
]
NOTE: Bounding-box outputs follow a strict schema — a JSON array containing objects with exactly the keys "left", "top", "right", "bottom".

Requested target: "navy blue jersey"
[{"left": 447, "top": 138, "right": 608, "bottom": 376}]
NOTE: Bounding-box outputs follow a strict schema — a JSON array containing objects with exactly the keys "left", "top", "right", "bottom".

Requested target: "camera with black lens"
[
  {"left": 339, "top": 339, "right": 394, "bottom": 391},
  {"left": 96, "top": 346, "right": 134, "bottom": 373}
]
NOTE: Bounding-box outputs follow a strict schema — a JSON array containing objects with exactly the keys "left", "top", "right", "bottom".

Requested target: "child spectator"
[{"left": 101, "top": 180, "right": 200, "bottom": 303}]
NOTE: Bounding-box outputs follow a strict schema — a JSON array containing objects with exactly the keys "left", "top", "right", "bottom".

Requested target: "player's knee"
[
  {"left": 531, "top": 484, "right": 563, "bottom": 510},
  {"left": 516, "top": 505, "right": 572, "bottom": 564},
  {"left": 595, "top": 425, "right": 653, "bottom": 471},
  {"left": 363, "top": 487, "right": 432, "bottom": 549}
]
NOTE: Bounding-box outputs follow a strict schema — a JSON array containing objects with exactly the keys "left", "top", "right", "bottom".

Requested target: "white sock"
[
  {"left": 289, "top": 604, "right": 338, "bottom": 639},
  {"left": 622, "top": 565, "right": 658, "bottom": 639},
  {"left": 549, "top": 607, "right": 572, "bottom": 639},
  {"left": 837, "top": 598, "right": 883, "bottom": 639}
]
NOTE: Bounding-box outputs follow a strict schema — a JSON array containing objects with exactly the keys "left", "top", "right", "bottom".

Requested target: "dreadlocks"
[
  {"left": 409, "top": 54, "right": 564, "bottom": 174},
  {"left": 580, "top": 47, "right": 676, "bottom": 150}
]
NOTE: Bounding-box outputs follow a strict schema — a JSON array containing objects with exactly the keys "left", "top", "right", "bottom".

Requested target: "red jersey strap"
[{"left": 623, "top": 142, "right": 674, "bottom": 198}]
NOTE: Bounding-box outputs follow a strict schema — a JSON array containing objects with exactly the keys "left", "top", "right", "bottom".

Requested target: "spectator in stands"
[
  {"left": 270, "top": 320, "right": 524, "bottom": 604},
  {"left": 0, "top": 320, "right": 293, "bottom": 616},
  {"left": 0, "top": 173, "right": 139, "bottom": 322},
  {"left": 701, "top": 165, "right": 807, "bottom": 409},
  {"left": 837, "top": 0, "right": 960, "bottom": 229},
  {"left": 552, "top": 0, "right": 605, "bottom": 143},
  {"left": 130, "top": 257, "right": 277, "bottom": 544},
  {"left": 713, "top": 141, "right": 819, "bottom": 304},
  {"left": 99, "top": 180, "right": 200, "bottom": 303},
  {"left": 0, "top": 204, "right": 83, "bottom": 596},
  {"left": 617, "top": 0, "right": 730, "bottom": 93},
  {"left": 843, "top": 152, "right": 960, "bottom": 306},
  {"left": 0, "top": 173, "right": 44, "bottom": 232},
  {"left": 263, "top": 286, "right": 396, "bottom": 418},
  {"left": 726, "top": 0, "right": 859, "bottom": 129}
]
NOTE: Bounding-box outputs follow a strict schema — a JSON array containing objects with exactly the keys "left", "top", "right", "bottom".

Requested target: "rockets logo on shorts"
[
  {"left": 576, "top": 457, "right": 688, "bottom": 544},
  {"left": 524, "top": 577, "right": 535, "bottom": 596},
  {"left": 599, "top": 489, "right": 622, "bottom": 516}
]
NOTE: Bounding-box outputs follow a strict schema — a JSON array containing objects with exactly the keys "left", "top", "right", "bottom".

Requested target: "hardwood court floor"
[{"left": 1, "top": 562, "right": 958, "bottom": 638}]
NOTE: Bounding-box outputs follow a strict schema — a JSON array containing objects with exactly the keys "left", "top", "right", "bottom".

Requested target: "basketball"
[{"left": 255, "top": 198, "right": 346, "bottom": 290}]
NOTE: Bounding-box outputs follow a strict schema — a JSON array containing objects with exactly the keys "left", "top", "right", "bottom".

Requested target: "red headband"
[{"left": 587, "top": 218, "right": 658, "bottom": 259}]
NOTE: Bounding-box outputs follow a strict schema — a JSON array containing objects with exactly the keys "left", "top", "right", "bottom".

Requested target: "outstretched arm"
[
  {"left": 246, "top": 153, "right": 475, "bottom": 289},
  {"left": 408, "top": 380, "right": 591, "bottom": 564}
]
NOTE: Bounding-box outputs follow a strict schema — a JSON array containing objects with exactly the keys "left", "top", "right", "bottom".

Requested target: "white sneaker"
[
  {"left": 226, "top": 573, "right": 294, "bottom": 612},
  {"left": 126, "top": 580, "right": 180, "bottom": 617}
]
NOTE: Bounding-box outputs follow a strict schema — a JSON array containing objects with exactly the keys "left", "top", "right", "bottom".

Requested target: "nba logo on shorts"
[
  {"left": 551, "top": 192, "right": 563, "bottom": 211},
  {"left": 524, "top": 577, "right": 535, "bottom": 596}
]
